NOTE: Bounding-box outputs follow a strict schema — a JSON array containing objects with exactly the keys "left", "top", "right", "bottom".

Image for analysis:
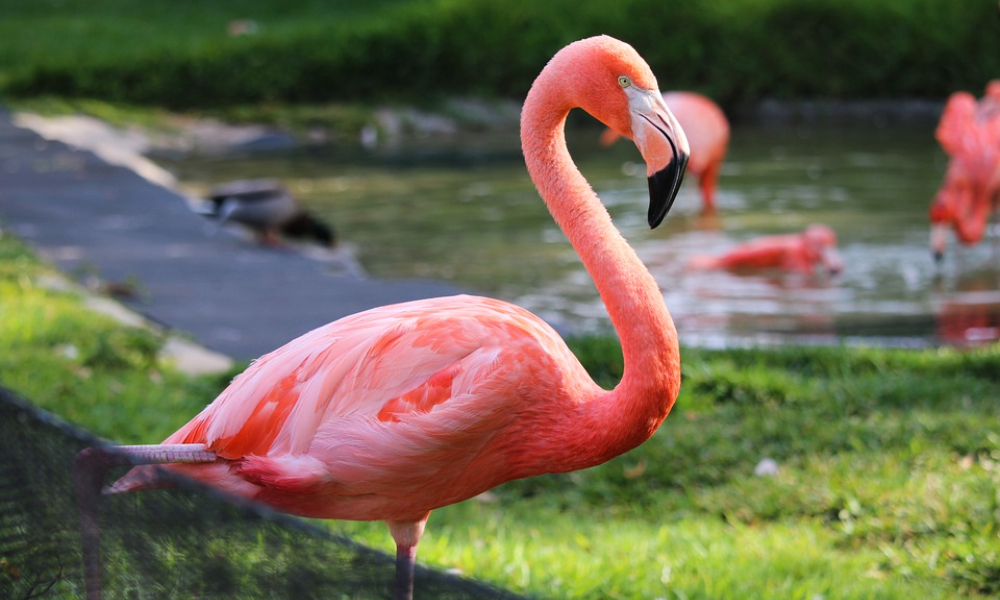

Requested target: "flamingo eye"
[{"left": 618, "top": 75, "right": 631, "bottom": 88}]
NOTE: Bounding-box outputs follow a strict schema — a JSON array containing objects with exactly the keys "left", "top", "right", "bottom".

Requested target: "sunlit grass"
[{"left": 332, "top": 501, "right": 954, "bottom": 600}]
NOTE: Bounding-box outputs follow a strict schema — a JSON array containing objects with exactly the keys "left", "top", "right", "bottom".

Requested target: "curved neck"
[{"left": 520, "top": 73, "right": 680, "bottom": 442}]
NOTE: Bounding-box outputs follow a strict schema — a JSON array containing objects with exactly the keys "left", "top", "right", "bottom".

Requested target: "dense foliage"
[{"left": 1, "top": 0, "right": 998, "bottom": 110}]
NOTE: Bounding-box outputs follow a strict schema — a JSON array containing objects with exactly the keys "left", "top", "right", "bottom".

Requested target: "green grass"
[
  {"left": 1, "top": 0, "right": 998, "bottom": 111},
  {"left": 0, "top": 233, "right": 241, "bottom": 442},
  {"left": 1, "top": 230, "right": 998, "bottom": 598}
]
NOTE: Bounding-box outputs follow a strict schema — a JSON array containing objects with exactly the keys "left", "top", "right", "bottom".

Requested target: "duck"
[{"left": 195, "top": 178, "right": 336, "bottom": 247}]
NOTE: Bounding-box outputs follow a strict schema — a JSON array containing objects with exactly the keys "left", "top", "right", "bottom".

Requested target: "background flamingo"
[
  {"left": 930, "top": 85, "right": 1000, "bottom": 260},
  {"left": 929, "top": 149, "right": 1000, "bottom": 259},
  {"left": 688, "top": 224, "right": 843, "bottom": 275},
  {"left": 601, "top": 91, "right": 729, "bottom": 214},
  {"left": 976, "top": 79, "right": 1000, "bottom": 121},
  {"left": 76, "top": 36, "right": 689, "bottom": 600}
]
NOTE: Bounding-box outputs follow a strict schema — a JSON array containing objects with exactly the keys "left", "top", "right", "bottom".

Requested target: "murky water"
[{"left": 164, "top": 121, "right": 1000, "bottom": 348}]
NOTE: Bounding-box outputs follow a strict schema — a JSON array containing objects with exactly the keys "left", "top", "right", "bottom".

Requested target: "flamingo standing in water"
[
  {"left": 602, "top": 91, "right": 729, "bottom": 214},
  {"left": 930, "top": 85, "right": 1000, "bottom": 261},
  {"left": 688, "top": 224, "right": 843, "bottom": 275},
  {"left": 76, "top": 36, "right": 689, "bottom": 600},
  {"left": 929, "top": 147, "right": 1000, "bottom": 260}
]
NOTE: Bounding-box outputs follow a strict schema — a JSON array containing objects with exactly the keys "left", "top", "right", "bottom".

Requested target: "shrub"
[{"left": 2, "top": 0, "right": 998, "bottom": 109}]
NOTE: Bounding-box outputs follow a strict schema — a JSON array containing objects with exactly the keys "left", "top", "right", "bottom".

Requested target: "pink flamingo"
[
  {"left": 929, "top": 149, "right": 1000, "bottom": 259},
  {"left": 75, "top": 36, "right": 689, "bottom": 600},
  {"left": 930, "top": 85, "right": 1000, "bottom": 260},
  {"left": 688, "top": 224, "right": 843, "bottom": 275},
  {"left": 601, "top": 91, "right": 729, "bottom": 214}
]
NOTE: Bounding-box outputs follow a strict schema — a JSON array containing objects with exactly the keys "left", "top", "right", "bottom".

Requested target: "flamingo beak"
[{"left": 628, "top": 88, "right": 690, "bottom": 228}]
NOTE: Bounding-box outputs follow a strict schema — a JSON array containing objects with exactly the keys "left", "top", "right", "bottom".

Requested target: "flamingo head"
[
  {"left": 802, "top": 224, "right": 842, "bottom": 275},
  {"left": 986, "top": 80, "right": 1000, "bottom": 101},
  {"left": 549, "top": 36, "right": 690, "bottom": 228}
]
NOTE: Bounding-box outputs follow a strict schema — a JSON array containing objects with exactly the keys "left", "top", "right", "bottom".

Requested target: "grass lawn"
[{"left": 1, "top": 230, "right": 998, "bottom": 599}]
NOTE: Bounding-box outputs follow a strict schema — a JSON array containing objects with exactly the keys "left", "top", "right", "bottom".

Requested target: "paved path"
[{"left": 0, "top": 109, "right": 466, "bottom": 361}]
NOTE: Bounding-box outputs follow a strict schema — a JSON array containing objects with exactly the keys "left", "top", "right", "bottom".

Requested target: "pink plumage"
[
  {"left": 930, "top": 83, "right": 1000, "bottom": 258},
  {"left": 688, "top": 224, "right": 842, "bottom": 275},
  {"left": 117, "top": 295, "right": 606, "bottom": 522},
  {"left": 103, "top": 35, "right": 690, "bottom": 600}
]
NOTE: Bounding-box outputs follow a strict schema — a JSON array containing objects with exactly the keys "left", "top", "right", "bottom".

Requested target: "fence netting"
[{"left": 0, "top": 386, "right": 533, "bottom": 600}]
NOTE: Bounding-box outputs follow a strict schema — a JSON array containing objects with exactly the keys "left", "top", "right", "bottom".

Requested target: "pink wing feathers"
[
  {"left": 119, "top": 294, "right": 595, "bottom": 520},
  {"left": 170, "top": 297, "right": 526, "bottom": 449}
]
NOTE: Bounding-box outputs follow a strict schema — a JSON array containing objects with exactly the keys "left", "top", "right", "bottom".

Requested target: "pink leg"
[
  {"left": 699, "top": 161, "right": 722, "bottom": 215},
  {"left": 386, "top": 519, "right": 427, "bottom": 600},
  {"left": 394, "top": 544, "right": 417, "bottom": 600}
]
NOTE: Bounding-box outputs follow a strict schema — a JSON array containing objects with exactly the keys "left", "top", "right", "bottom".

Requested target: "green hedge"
[{"left": 1, "top": 0, "right": 998, "bottom": 109}]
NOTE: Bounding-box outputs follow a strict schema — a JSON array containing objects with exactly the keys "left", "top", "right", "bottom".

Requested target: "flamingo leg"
[
  {"left": 699, "top": 161, "right": 721, "bottom": 215},
  {"left": 386, "top": 519, "right": 426, "bottom": 600},
  {"left": 393, "top": 544, "right": 417, "bottom": 600}
]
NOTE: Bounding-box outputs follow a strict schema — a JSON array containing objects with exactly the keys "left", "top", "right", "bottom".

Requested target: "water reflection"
[{"left": 163, "top": 122, "right": 1000, "bottom": 348}]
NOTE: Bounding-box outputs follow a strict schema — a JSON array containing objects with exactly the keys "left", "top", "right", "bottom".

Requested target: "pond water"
[{"left": 163, "top": 120, "right": 1000, "bottom": 349}]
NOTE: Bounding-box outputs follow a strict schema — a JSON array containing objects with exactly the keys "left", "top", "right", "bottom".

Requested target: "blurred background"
[{"left": 5, "top": 0, "right": 999, "bottom": 348}]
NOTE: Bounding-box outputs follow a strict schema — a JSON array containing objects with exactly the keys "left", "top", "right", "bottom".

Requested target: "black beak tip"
[
  {"left": 933, "top": 250, "right": 944, "bottom": 264},
  {"left": 647, "top": 154, "right": 688, "bottom": 229}
]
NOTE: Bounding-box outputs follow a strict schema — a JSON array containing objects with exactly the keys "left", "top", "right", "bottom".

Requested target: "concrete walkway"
[{"left": 0, "top": 109, "right": 466, "bottom": 364}]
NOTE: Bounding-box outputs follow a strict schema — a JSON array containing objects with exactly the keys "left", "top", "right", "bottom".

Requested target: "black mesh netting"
[{"left": 0, "top": 386, "right": 534, "bottom": 600}]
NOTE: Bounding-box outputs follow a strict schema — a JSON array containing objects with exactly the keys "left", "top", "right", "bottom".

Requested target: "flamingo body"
[
  {"left": 930, "top": 85, "right": 1000, "bottom": 258},
  {"left": 116, "top": 295, "right": 624, "bottom": 522},
  {"left": 104, "top": 35, "right": 689, "bottom": 600},
  {"left": 602, "top": 91, "right": 729, "bottom": 213},
  {"left": 930, "top": 152, "right": 998, "bottom": 247},
  {"left": 689, "top": 224, "right": 842, "bottom": 274}
]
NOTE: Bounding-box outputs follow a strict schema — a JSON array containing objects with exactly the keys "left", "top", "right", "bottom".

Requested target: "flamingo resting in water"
[
  {"left": 75, "top": 36, "right": 689, "bottom": 600},
  {"left": 601, "top": 91, "right": 729, "bottom": 214},
  {"left": 688, "top": 224, "right": 843, "bottom": 275}
]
